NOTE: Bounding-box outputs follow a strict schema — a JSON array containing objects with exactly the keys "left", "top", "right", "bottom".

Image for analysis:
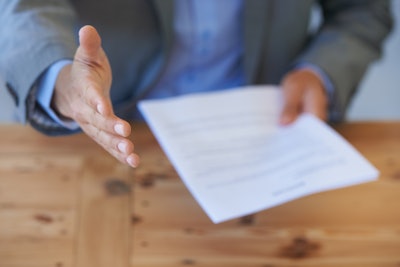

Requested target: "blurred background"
[
  {"left": 0, "top": 0, "right": 399, "bottom": 123},
  {"left": 346, "top": 0, "right": 400, "bottom": 121}
]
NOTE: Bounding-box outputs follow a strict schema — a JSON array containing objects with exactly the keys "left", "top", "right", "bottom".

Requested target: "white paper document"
[{"left": 138, "top": 86, "right": 379, "bottom": 223}]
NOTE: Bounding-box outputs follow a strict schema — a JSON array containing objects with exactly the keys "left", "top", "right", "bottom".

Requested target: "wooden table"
[{"left": 0, "top": 122, "right": 399, "bottom": 267}]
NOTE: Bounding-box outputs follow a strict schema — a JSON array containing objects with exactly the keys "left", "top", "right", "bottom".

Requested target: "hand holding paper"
[{"left": 139, "top": 86, "right": 379, "bottom": 223}]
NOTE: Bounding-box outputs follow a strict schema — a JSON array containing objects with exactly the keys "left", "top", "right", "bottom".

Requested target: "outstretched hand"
[{"left": 53, "top": 25, "right": 139, "bottom": 167}]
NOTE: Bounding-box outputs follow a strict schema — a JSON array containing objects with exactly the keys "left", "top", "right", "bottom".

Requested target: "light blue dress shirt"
[
  {"left": 143, "top": 0, "right": 244, "bottom": 99},
  {"left": 37, "top": 59, "right": 76, "bottom": 129}
]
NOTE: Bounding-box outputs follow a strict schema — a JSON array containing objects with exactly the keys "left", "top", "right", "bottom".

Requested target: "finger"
[
  {"left": 85, "top": 92, "right": 132, "bottom": 137},
  {"left": 113, "top": 120, "right": 132, "bottom": 137},
  {"left": 279, "top": 83, "right": 303, "bottom": 125},
  {"left": 80, "top": 123, "right": 139, "bottom": 167},
  {"left": 70, "top": 90, "right": 130, "bottom": 139},
  {"left": 80, "top": 83, "right": 113, "bottom": 117},
  {"left": 75, "top": 25, "right": 111, "bottom": 90},
  {"left": 81, "top": 121, "right": 132, "bottom": 154},
  {"left": 74, "top": 27, "right": 113, "bottom": 114},
  {"left": 127, "top": 154, "right": 140, "bottom": 168},
  {"left": 303, "top": 86, "right": 328, "bottom": 121},
  {"left": 88, "top": 101, "right": 132, "bottom": 137},
  {"left": 78, "top": 25, "right": 102, "bottom": 61},
  {"left": 76, "top": 82, "right": 131, "bottom": 137}
]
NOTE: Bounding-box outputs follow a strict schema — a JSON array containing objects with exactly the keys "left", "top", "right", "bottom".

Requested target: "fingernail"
[
  {"left": 127, "top": 154, "right": 139, "bottom": 168},
  {"left": 114, "top": 123, "right": 125, "bottom": 136},
  {"left": 117, "top": 142, "right": 128, "bottom": 154}
]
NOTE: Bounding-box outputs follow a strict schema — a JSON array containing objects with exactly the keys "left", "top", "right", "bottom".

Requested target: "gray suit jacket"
[{"left": 0, "top": 0, "right": 393, "bottom": 135}]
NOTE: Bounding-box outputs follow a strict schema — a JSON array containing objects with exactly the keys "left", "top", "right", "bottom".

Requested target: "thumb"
[
  {"left": 279, "top": 79, "right": 303, "bottom": 125},
  {"left": 76, "top": 25, "right": 103, "bottom": 62},
  {"left": 73, "top": 25, "right": 113, "bottom": 115},
  {"left": 279, "top": 91, "right": 301, "bottom": 125}
]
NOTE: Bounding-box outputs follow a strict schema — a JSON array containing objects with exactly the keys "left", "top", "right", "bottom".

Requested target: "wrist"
[{"left": 52, "top": 64, "right": 74, "bottom": 120}]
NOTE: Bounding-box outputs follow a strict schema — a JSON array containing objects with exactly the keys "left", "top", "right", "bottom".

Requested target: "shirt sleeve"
[{"left": 36, "top": 60, "right": 79, "bottom": 130}]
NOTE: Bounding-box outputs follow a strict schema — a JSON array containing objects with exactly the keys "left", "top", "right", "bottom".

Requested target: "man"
[{"left": 0, "top": 0, "right": 393, "bottom": 167}]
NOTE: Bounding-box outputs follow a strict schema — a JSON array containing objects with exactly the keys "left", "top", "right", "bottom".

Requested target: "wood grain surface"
[{"left": 0, "top": 122, "right": 399, "bottom": 267}]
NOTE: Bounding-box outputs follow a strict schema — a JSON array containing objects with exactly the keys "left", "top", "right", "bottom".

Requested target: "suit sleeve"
[
  {"left": 0, "top": 0, "right": 79, "bottom": 134},
  {"left": 296, "top": 0, "right": 393, "bottom": 121}
]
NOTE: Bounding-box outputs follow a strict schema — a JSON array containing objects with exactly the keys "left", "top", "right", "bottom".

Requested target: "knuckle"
[{"left": 71, "top": 109, "right": 84, "bottom": 122}]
